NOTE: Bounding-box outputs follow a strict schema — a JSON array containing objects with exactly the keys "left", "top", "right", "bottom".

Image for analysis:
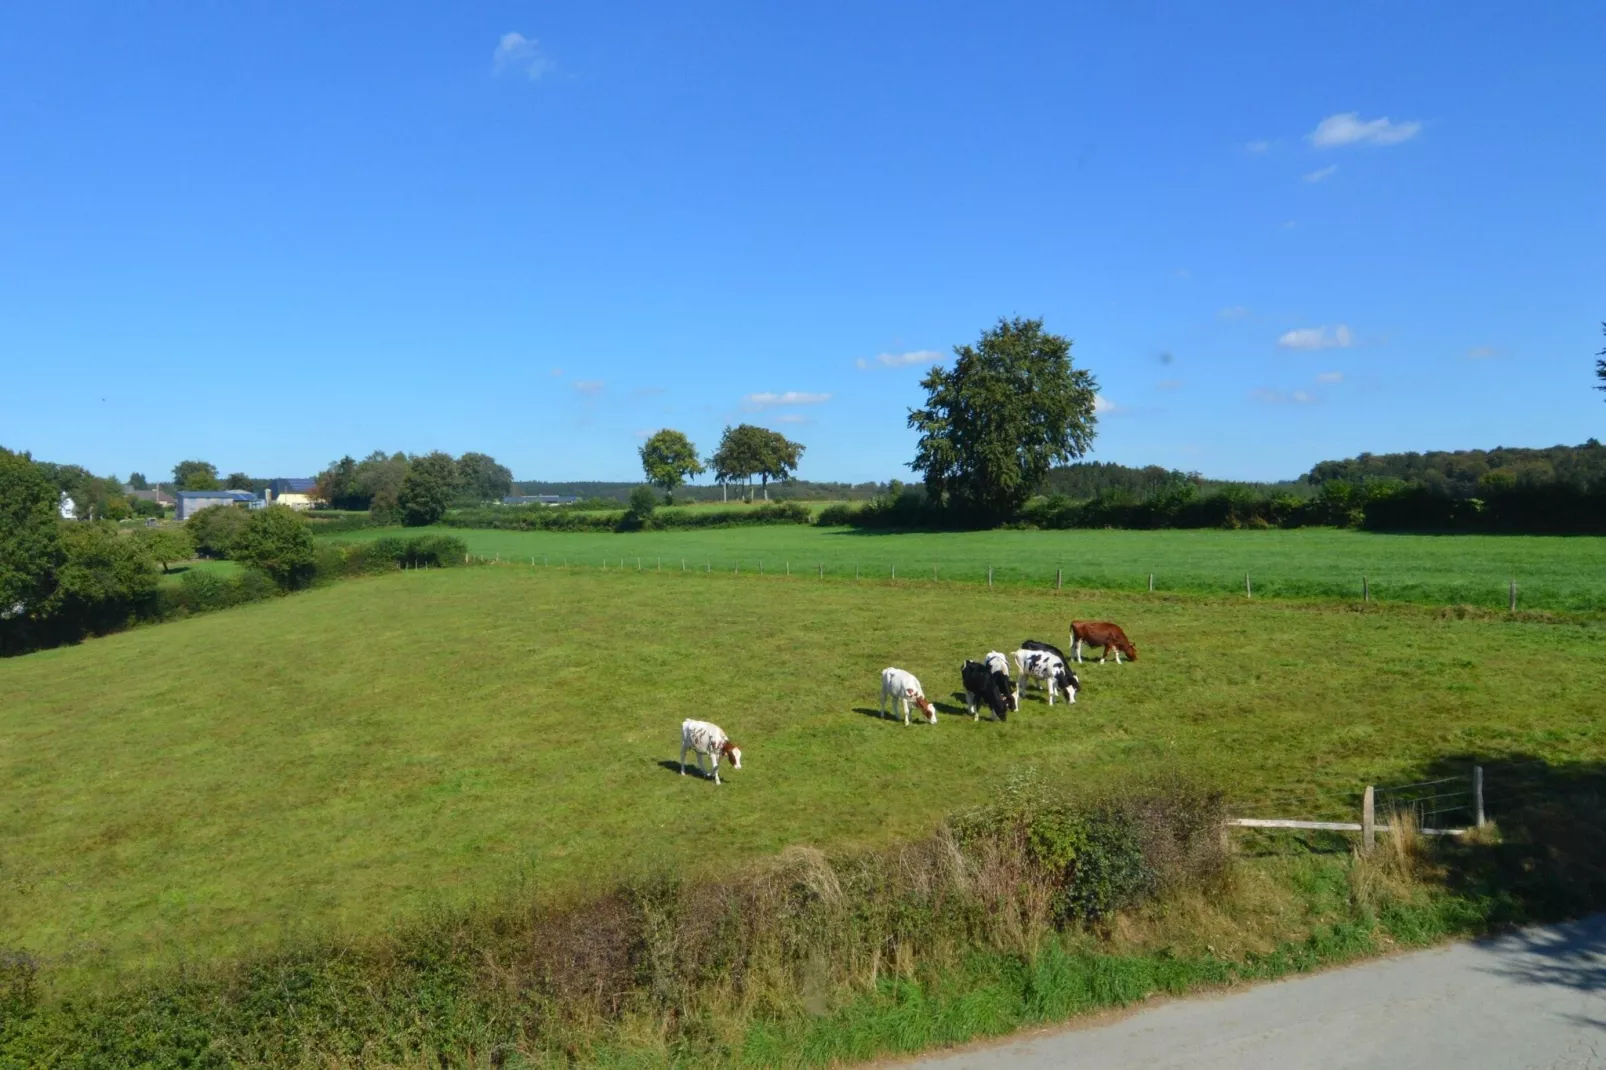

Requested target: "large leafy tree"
[
  {"left": 455, "top": 452, "right": 514, "bottom": 503},
  {"left": 362, "top": 451, "right": 411, "bottom": 521},
  {"left": 908, "top": 317, "right": 1098, "bottom": 523},
  {"left": 173, "top": 460, "right": 220, "bottom": 491},
  {"left": 397, "top": 451, "right": 458, "bottom": 526},
  {"left": 225, "top": 471, "right": 253, "bottom": 490},
  {"left": 232, "top": 505, "right": 317, "bottom": 588},
  {"left": 709, "top": 424, "right": 769, "bottom": 501},
  {"left": 315, "top": 455, "right": 361, "bottom": 509},
  {"left": 48, "top": 523, "right": 159, "bottom": 637},
  {"left": 127, "top": 472, "right": 150, "bottom": 490},
  {"left": 755, "top": 428, "right": 804, "bottom": 500},
  {"left": 0, "top": 448, "right": 65, "bottom": 647},
  {"left": 639, "top": 430, "right": 705, "bottom": 503}
]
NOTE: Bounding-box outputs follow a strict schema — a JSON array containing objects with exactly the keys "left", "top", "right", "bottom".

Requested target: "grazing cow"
[
  {"left": 1069, "top": 620, "right": 1139, "bottom": 664},
  {"left": 983, "top": 651, "right": 1017, "bottom": 710},
  {"left": 880, "top": 667, "right": 937, "bottom": 725},
  {"left": 961, "top": 660, "right": 1011, "bottom": 721},
  {"left": 1020, "top": 638, "right": 1068, "bottom": 662},
  {"left": 680, "top": 719, "right": 742, "bottom": 784},
  {"left": 1012, "top": 649, "right": 1081, "bottom": 705}
]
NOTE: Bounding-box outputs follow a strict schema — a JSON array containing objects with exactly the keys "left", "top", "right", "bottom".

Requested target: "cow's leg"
[
  {"left": 712, "top": 756, "right": 721, "bottom": 785},
  {"left": 901, "top": 697, "right": 910, "bottom": 726},
  {"left": 1047, "top": 677, "right": 1056, "bottom": 705},
  {"left": 1113, "top": 648, "right": 1123, "bottom": 664},
  {"left": 1072, "top": 638, "right": 1084, "bottom": 664},
  {"left": 967, "top": 691, "right": 978, "bottom": 719},
  {"left": 879, "top": 687, "right": 888, "bottom": 718},
  {"left": 680, "top": 741, "right": 689, "bottom": 776}
]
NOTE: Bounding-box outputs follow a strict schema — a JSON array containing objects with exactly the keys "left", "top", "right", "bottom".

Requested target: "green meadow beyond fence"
[{"left": 381, "top": 523, "right": 1606, "bottom": 611}]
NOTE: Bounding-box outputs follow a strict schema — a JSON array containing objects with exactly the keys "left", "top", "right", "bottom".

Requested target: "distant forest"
[{"left": 1300, "top": 440, "right": 1606, "bottom": 497}]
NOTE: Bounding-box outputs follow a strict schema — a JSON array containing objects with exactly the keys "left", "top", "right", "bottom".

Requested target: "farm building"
[
  {"left": 175, "top": 489, "right": 262, "bottom": 521},
  {"left": 126, "top": 488, "right": 175, "bottom": 507},
  {"left": 265, "top": 478, "right": 322, "bottom": 510},
  {"left": 501, "top": 495, "right": 581, "bottom": 506}
]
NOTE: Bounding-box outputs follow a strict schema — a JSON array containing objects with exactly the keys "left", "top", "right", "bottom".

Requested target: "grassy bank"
[
  {"left": 2, "top": 566, "right": 1602, "bottom": 979},
  {"left": 320, "top": 524, "right": 1606, "bottom": 611}
]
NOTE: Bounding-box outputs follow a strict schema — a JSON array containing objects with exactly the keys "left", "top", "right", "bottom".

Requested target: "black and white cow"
[
  {"left": 1012, "top": 648, "right": 1081, "bottom": 706},
  {"left": 1020, "top": 638, "right": 1068, "bottom": 662},
  {"left": 961, "top": 660, "right": 1011, "bottom": 721},
  {"left": 982, "top": 651, "right": 1018, "bottom": 711}
]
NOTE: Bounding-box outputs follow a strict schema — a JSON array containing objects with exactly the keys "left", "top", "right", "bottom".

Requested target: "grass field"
[
  {"left": 155, "top": 557, "right": 242, "bottom": 586},
  {"left": 3, "top": 564, "right": 1602, "bottom": 982},
  {"left": 326, "top": 523, "right": 1606, "bottom": 611}
]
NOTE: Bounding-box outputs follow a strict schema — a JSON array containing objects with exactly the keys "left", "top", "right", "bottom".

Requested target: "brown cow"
[{"left": 1069, "top": 620, "right": 1138, "bottom": 664}]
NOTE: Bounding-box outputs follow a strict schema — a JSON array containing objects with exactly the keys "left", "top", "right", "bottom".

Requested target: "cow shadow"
[{"left": 657, "top": 758, "right": 730, "bottom": 782}]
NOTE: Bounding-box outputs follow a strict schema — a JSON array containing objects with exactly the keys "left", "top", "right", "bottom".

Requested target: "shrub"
[
  {"left": 186, "top": 504, "right": 252, "bottom": 558},
  {"left": 231, "top": 506, "right": 317, "bottom": 589}
]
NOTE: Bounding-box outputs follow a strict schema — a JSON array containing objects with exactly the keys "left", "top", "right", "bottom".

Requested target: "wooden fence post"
[
  {"left": 1474, "top": 766, "right": 1485, "bottom": 828},
  {"left": 1148, "top": 573, "right": 1154, "bottom": 592},
  {"left": 1509, "top": 580, "right": 1517, "bottom": 612},
  {"left": 1056, "top": 568, "right": 1062, "bottom": 589},
  {"left": 786, "top": 561, "right": 789, "bottom": 575},
  {"left": 891, "top": 565, "right": 895, "bottom": 580},
  {"left": 1245, "top": 573, "right": 1252, "bottom": 599},
  {"left": 988, "top": 566, "right": 993, "bottom": 589},
  {"left": 1363, "top": 576, "right": 1369, "bottom": 602},
  {"left": 1362, "top": 785, "right": 1376, "bottom": 853},
  {"left": 818, "top": 563, "right": 823, "bottom": 579},
  {"left": 637, "top": 557, "right": 642, "bottom": 571},
  {"left": 856, "top": 564, "right": 860, "bottom": 580}
]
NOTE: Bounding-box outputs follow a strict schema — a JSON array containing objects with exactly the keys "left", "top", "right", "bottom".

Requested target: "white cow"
[
  {"left": 680, "top": 718, "right": 742, "bottom": 784},
  {"left": 880, "top": 667, "right": 937, "bottom": 725}
]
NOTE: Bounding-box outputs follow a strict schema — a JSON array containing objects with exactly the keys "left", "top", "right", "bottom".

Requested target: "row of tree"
[
  {"left": 313, "top": 451, "right": 514, "bottom": 523},
  {"left": 637, "top": 424, "right": 807, "bottom": 503}
]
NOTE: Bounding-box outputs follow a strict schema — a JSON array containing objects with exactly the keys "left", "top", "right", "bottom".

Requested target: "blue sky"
[{"left": 2, "top": 2, "right": 1602, "bottom": 484}]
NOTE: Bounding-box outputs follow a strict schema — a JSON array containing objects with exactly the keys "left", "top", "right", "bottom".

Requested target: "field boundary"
[{"left": 1227, "top": 768, "right": 1487, "bottom": 849}]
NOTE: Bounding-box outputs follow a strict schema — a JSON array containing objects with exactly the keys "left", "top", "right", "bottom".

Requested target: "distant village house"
[{"left": 175, "top": 489, "right": 262, "bottom": 521}]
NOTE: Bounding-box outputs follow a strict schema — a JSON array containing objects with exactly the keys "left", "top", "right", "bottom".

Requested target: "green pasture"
[
  {"left": 2, "top": 565, "right": 1602, "bottom": 981},
  {"left": 155, "top": 557, "right": 242, "bottom": 586},
  {"left": 324, "top": 524, "right": 1606, "bottom": 612}
]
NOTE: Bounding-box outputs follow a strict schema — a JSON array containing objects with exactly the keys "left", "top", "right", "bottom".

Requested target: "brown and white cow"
[{"left": 1069, "top": 620, "right": 1139, "bottom": 664}]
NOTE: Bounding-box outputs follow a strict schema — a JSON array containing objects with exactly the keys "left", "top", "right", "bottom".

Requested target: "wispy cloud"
[
  {"left": 1250, "top": 388, "right": 1317, "bottom": 405},
  {"left": 858, "top": 349, "right": 941, "bottom": 370},
  {"left": 1157, "top": 379, "right": 1183, "bottom": 391},
  {"left": 630, "top": 386, "right": 667, "bottom": 398},
  {"left": 1093, "top": 394, "right": 1126, "bottom": 414},
  {"left": 1219, "top": 306, "right": 1250, "bottom": 320},
  {"left": 1316, "top": 371, "right": 1344, "bottom": 383},
  {"left": 1303, "top": 164, "right": 1339, "bottom": 183},
  {"left": 1308, "top": 112, "right": 1422, "bottom": 149},
  {"left": 743, "top": 391, "right": 832, "bottom": 408},
  {"left": 1466, "top": 346, "right": 1502, "bottom": 360},
  {"left": 1277, "top": 325, "right": 1353, "bottom": 351},
  {"left": 773, "top": 413, "right": 809, "bottom": 424},
  {"left": 493, "top": 32, "right": 553, "bottom": 80},
  {"left": 571, "top": 379, "right": 604, "bottom": 395},
  {"left": 1245, "top": 140, "right": 1271, "bottom": 153}
]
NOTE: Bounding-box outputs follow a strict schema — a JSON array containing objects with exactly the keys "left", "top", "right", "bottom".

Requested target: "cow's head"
[
  {"left": 1059, "top": 666, "right": 1080, "bottom": 702},
  {"left": 912, "top": 692, "right": 937, "bottom": 723},
  {"left": 721, "top": 740, "right": 742, "bottom": 770}
]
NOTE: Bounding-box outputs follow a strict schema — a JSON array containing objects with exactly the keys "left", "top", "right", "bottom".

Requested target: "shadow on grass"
[{"left": 656, "top": 758, "right": 734, "bottom": 783}]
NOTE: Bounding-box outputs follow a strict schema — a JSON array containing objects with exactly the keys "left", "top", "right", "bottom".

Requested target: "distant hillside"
[
  {"left": 1302, "top": 440, "right": 1606, "bottom": 496},
  {"left": 1039, "top": 461, "right": 1307, "bottom": 501}
]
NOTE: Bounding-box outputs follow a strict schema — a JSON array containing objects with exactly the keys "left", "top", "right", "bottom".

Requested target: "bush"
[
  {"left": 186, "top": 505, "right": 252, "bottom": 558},
  {"left": 231, "top": 506, "right": 317, "bottom": 589}
]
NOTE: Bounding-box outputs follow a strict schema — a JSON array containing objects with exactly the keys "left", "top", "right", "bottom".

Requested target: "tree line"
[{"left": 312, "top": 451, "right": 514, "bottom": 524}]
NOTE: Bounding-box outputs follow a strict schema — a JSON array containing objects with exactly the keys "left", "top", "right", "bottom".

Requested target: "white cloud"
[
  {"left": 1093, "top": 394, "right": 1128, "bottom": 414},
  {"left": 1245, "top": 140, "right": 1271, "bottom": 153},
  {"left": 1218, "top": 306, "right": 1250, "bottom": 320},
  {"left": 1466, "top": 346, "right": 1501, "bottom": 360},
  {"left": 743, "top": 391, "right": 832, "bottom": 407},
  {"left": 1250, "top": 388, "right": 1317, "bottom": 405},
  {"left": 493, "top": 32, "right": 553, "bottom": 80},
  {"left": 633, "top": 429, "right": 653, "bottom": 439},
  {"left": 1308, "top": 112, "right": 1422, "bottom": 149},
  {"left": 571, "top": 379, "right": 604, "bottom": 395},
  {"left": 1316, "top": 371, "right": 1344, "bottom": 383},
  {"left": 1277, "top": 325, "right": 1353, "bottom": 351},
  {"left": 861, "top": 349, "right": 941, "bottom": 369},
  {"left": 1303, "top": 164, "right": 1339, "bottom": 183}
]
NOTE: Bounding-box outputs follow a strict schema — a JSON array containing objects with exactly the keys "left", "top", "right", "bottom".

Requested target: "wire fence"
[{"left": 456, "top": 553, "right": 1578, "bottom": 612}]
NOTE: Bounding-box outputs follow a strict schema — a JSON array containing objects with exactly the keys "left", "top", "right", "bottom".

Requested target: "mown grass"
[
  {"left": 322, "top": 524, "right": 1606, "bottom": 611},
  {"left": 155, "top": 557, "right": 242, "bottom": 587},
  {"left": 2, "top": 565, "right": 1602, "bottom": 986}
]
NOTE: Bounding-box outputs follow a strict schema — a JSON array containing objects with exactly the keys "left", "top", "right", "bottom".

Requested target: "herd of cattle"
[{"left": 679, "top": 619, "right": 1139, "bottom": 785}]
